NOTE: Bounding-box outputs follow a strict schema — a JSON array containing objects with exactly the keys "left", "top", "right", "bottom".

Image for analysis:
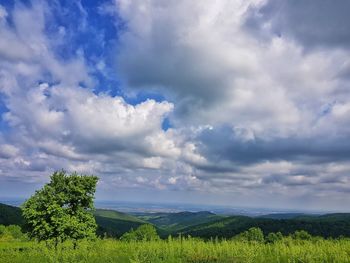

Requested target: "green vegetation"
[
  {"left": 0, "top": 203, "right": 151, "bottom": 239},
  {"left": 266, "top": 231, "right": 283, "bottom": 243},
  {"left": 3, "top": 200, "right": 350, "bottom": 240},
  {"left": 121, "top": 224, "right": 160, "bottom": 241},
  {"left": 134, "top": 211, "right": 224, "bottom": 234},
  {"left": 0, "top": 203, "right": 24, "bottom": 226},
  {"left": 179, "top": 214, "right": 350, "bottom": 239},
  {"left": 1, "top": 234, "right": 350, "bottom": 262},
  {"left": 94, "top": 210, "right": 147, "bottom": 238},
  {"left": 0, "top": 225, "right": 27, "bottom": 241},
  {"left": 237, "top": 227, "right": 265, "bottom": 242},
  {"left": 95, "top": 209, "right": 144, "bottom": 223},
  {"left": 2, "top": 169, "right": 350, "bottom": 263},
  {"left": 293, "top": 230, "right": 312, "bottom": 240},
  {"left": 0, "top": 204, "right": 349, "bottom": 262},
  {"left": 22, "top": 171, "right": 98, "bottom": 247},
  {"left": 258, "top": 213, "right": 307, "bottom": 219}
]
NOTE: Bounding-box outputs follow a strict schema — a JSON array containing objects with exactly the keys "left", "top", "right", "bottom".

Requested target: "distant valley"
[{"left": 2, "top": 202, "right": 350, "bottom": 239}]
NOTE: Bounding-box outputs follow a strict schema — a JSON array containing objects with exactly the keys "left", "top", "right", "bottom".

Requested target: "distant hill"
[
  {"left": 94, "top": 209, "right": 148, "bottom": 238},
  {"left": 259, "top": 213, "right": 309, "bottom": 220},
  {"left": 0, "top": 203, "right": 24, "bottom": 226},
  {"left": 178, "top": 213, "right": 350, "bottom": 239},
  {"left": 2, "top": 202, "right": 350, "bottom": 239},
  {"left": 295, "top": 213, "right": 350, "bottom": 222},
  {"left": 134, "top": 211, "right": 225, "bottom": 233},
  {"left": 94, "top": 209, "right": 145, "bottom": 223}
]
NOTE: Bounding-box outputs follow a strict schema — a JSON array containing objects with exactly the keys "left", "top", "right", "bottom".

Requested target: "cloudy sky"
[{"left": 0, "top": 0, "right": 350, "bottom": 211}]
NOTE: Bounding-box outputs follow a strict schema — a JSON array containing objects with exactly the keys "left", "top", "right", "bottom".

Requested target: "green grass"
[{"left": 1, "top": 238, "right": 350, "bottom": 262}]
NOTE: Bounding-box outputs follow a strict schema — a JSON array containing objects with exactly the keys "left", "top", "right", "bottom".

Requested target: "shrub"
[
  {"left": 266, "top": 232, "right": 283, "bottom": 243},
  {"left": 6, "top": 225, "right": 23, "bottom": 239},
  {"left": 293, "top": 230, "right": 312, "bottom": 240},
  {"left": 121, "top": 224, "right": 159, "bottom": 241},
  {"left": 239, "top": 227, "right": 264, "bottom": 242},
  {"left": 0, "top": 225, "right": 25, "bottom": 240}
]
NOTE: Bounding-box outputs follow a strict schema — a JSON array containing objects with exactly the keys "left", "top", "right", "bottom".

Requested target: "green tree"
[
  {"left": 239, "top": 227, "right": 264, "bottom": 242},
  {"left": 22, "top": 171, "right": 98, "bottom": 248},
  {"left": 121, "top": 224, "right": 159, "bottom": 241},
  {"left": 293, "top": 230, "right": 312, "bottom": 240},
  {"left": 266, "top": 232, "right": 283, "bottom": 243}
]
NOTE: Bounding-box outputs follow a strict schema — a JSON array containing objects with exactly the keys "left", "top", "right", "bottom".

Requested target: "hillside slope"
[
  {"left": 94, "top": 209, "right": 148, "bottom": 238},
  {"left": 258, "top": 213, "right": 307, "bottom": 220},
  {"left": 0, "top": 203, "right": 24, "bottom": 226},
  {"left": 178, "top": 214, "right": 350, "bottom": 238},
  {"left": 94, "top": 209, "right": 145, "bottom": 223},
  {"left": 134, "top": 211, "right": 225, "bottom": 233},
  {"left": 2, "top": 202, "right": 350, "bottom": 239}
]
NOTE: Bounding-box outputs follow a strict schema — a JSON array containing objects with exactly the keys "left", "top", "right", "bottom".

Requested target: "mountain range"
[{"left": 1, "top": 202, "right": 350, "bottom": 238}]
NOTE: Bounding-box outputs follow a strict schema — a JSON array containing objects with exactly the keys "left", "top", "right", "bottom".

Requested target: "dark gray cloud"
[
  {"left": 115, "top": 0, "right": 263, "bottom": 123},
  {"left": 245, "top": 0, "right": 350, "bottom": 50},
  {"left": 196, "top": 126, "right": 350, "bottom": 166},
  {"left": 262, "top": 174, "right": 313, "bottom": 187}
]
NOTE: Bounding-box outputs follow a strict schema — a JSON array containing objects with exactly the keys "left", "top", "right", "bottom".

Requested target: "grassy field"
[{"left": 1, "top": 238, "right": 350, "bottom": 263}]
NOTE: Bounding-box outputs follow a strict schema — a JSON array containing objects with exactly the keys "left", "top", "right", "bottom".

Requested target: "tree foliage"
[
  {"left": 0, "top": 225, "right": 25, "bottom": 240},
  {"left": 293, "top": 230, "right": 312, "bottom": 240},
  {"left": 238, "top": 227, "right": 264, "bottom": 242},
  {"left": 178, "top": 214, "right": 350, "bottom": 239},
  {"left": 266, "top": 232, "right": 283, "bottom": 243},
  {"left": 121, "top": 224, "right": 160, "bottom": 241},
  {"left": 22, "top": 171, "right": 98, "bottom": 246}
]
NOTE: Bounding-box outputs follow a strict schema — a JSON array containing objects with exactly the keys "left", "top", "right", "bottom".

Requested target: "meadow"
[{"left": 1, "top": 237, "right": 350, "bottom": 263}]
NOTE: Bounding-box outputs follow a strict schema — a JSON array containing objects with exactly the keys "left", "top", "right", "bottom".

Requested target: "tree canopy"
[
  {"left": 22, "top": 171, "right": 98, "bottom": 246},
  {"left": 121, "top": 224, "right": 160, "bottom": 241},
  {"left": 238, "top": 227, "right": 264, "bottom": 242}
]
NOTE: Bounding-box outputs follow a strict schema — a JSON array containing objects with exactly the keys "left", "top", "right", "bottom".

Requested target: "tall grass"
[{"left": 1, "top": 237, "right": 350, "bottom": 262}]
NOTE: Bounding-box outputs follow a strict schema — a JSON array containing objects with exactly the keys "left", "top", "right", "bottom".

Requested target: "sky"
[{"left": 0, "top": 0, "right": 350, "bottom": 212}]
